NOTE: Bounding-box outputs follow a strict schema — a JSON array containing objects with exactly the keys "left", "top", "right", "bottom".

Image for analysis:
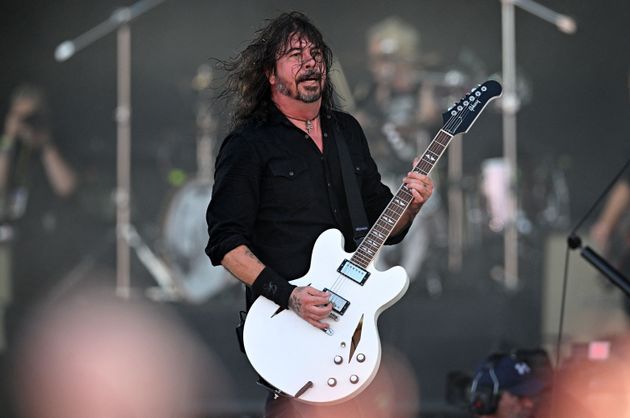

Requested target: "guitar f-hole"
[
  {"left": 348, "top": 314, "right": 364, "bottom": 362},
  {"left": 270, "top": 306, "right": 284, "bottom": 318}
]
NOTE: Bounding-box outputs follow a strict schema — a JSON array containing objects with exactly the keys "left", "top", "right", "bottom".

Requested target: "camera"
[
  {"left": 21, "top": 110, "right": 49, "bottom": 132},
  {"left": 445, "top": 370, "right": 473, "bottom": 408}
]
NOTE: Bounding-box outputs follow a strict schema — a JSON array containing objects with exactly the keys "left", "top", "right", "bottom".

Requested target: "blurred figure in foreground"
[
  {"left": 468, "top": 352, "right": 547, "bottom": 418},
  {"left": 12, "top": 287, "right": 231, "bottom": 418},
  {"left": 538, "top": 338, "right": 630, "bottom": 418},
  {"left": 0, "top": 84, "right": 78, "bottom": 349}
]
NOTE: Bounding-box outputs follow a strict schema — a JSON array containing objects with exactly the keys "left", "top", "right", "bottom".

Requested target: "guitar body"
[{"left": 243, "top": 228, "right": 408, "bottom": 404}]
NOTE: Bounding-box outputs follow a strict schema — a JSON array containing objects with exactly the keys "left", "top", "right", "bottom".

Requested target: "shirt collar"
[{"left": 269, "top": 102, "right": 329, "bottom": 127}]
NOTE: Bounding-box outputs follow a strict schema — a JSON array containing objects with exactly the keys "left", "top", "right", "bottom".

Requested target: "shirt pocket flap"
[{"left": 269, "top": 159, "right": 308, "bottom": 179}]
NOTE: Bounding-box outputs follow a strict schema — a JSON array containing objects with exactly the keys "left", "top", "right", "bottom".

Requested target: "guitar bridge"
[{"left": 324, "top": 288, "right": 349, "bottom": 315}]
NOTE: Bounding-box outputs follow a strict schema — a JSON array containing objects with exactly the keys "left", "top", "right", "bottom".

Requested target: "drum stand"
[
  {"left": 55, "top": 0, "right": 167, "bottom": 298},
  {"left": 122, "top": 224, "right": 182, "bottom": 301}
]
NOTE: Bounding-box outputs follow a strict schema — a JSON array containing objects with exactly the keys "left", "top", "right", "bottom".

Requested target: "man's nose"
[{"left": 302, "top": 52, "right": 316, "bottom": 68}]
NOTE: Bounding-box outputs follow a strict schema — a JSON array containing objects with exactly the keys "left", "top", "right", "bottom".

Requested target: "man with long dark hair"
[{"left": 206, "top": 12, "right": 433, "bottom": 416}]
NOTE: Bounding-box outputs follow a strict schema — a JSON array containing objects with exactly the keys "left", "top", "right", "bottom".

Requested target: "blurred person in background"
[
  {"left": 0, "top": 84, "right": 78, "bottom": 349},
  {"left": 590, "top": 164, "right": 630, "bottom": 251},
  {"left": 589, "top": 165, "right": 630, "bottom": 322},
  {"left": 0, "top": 84, "right": 77, "bottom": 215},
  {"left": 590, "top": 167, "right": 630, "bottom": 285},
  {"left": 353, "top": 16, "right": 448, "bottom": 291}
]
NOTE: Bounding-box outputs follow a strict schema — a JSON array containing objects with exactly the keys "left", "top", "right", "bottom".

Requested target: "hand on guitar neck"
[{"left": 395, "top": 161, "right": 434, "bottom": 231}]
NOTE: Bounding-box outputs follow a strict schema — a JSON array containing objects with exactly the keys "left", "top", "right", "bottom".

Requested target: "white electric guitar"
[{"left": 243, "top": 80, "right": 503, "bottom": 404}]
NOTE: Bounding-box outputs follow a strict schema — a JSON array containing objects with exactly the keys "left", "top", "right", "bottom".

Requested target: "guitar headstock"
[{"left": 441, "top": 80, "right": 502, "bottom": 136}]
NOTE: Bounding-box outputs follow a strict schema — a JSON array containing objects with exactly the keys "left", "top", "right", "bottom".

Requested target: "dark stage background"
[{"left": 1, "top": 1, "right": 629, "bottom": 417}]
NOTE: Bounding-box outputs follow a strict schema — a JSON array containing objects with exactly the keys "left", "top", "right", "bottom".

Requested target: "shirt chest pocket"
[{"left": 263, "top": 158, "right": 313, "bottom": 209}]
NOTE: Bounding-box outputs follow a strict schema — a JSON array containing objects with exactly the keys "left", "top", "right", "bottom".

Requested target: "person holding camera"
[
  {"left": 0, "top": 84, "right": 77, "bottom": 204},
  {"left": 0, "top": 84, "right": 78, "bottom": 348}
]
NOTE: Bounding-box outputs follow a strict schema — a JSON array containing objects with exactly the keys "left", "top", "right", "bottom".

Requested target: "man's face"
[
  {"left": 493, "top": 392, "right": 536, "bottom": 418},
  {"left": 269, "top": 34, "right": 326, "bottom": 103}
]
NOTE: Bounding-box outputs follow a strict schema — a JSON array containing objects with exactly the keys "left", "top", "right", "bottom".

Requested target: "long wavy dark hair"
[{"left": 218, "top": 12, "right": 337, "bottom": 129}]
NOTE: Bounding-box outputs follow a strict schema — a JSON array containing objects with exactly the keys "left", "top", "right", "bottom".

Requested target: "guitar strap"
[{"left": 333, "top": 120, "right": 369, "bottom": 247}]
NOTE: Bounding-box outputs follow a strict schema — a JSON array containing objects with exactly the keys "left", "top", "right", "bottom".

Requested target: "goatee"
[{"left": 275, "top": 80, "right": 323, "bottom": 103}]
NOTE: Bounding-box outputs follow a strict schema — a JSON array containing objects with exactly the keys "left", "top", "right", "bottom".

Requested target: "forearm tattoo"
[{"left": 244, "top": 248, "right": 264, "bottom": 266}]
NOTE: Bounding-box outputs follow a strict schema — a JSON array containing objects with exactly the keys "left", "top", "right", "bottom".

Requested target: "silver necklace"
[{"left": 286, "top": 113, "right": 320, "bottom": 134}]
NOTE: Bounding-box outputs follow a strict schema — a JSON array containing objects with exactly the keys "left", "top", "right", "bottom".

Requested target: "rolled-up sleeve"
[{"left": 205, "top": 133, "right": 261, "bottom": 266}]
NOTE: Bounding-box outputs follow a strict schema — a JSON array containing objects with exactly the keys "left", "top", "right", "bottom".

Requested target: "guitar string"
[{"left": 327, "top": 87, "right": 485, "bottom": 300}]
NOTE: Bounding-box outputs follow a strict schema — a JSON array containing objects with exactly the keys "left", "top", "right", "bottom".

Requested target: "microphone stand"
[
  {"left": 499, "top": 0, "right": 576, "bottom": 290},
  {"left": 54, "top": 0, "right": 167, "bottom": 299},
  {"left": 567, "top": 157, "right": 630, "bottom": 296}
]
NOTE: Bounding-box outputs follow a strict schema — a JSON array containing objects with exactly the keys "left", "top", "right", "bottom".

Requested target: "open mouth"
[{"left": 297, "top": 72, "right": 322, "bottom": 85}]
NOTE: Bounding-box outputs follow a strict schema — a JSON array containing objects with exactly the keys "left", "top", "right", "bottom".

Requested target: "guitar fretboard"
[{"left": 350, "top": 129, "right": 454, "bottom": 269}]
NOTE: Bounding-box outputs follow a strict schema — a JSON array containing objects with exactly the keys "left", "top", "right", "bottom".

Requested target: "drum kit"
[
  {"left": 132, "top": 64, "right": 235, "bottom": 304},
  {"left": 350, "top": 50, "right": 569, "bottom": 287}
]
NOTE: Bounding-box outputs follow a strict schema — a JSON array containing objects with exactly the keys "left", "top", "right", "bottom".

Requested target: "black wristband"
[{"left": 251, "top": 267, "right": 296, "bottom": 309}]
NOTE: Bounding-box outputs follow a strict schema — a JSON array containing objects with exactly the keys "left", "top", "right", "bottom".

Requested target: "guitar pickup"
[
  {"left": 337, "top": 259, "right": 369, "bottom": 286},
  {"left": 324, "top": 288, "right": 349, "bottom": 315}
]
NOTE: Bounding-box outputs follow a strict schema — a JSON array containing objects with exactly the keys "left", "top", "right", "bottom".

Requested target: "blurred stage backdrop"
[{"left": 1, "top": 1, "right": 629, "bottom": 417}]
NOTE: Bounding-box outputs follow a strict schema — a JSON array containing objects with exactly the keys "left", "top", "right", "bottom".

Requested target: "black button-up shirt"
[{"left": 206, "top": 106, "right": 407, "bottom": 292}]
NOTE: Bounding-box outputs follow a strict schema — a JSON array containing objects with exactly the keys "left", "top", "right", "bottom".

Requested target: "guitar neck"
[
  {"left": 349, "top": 79, "right": 503, "bottom": 269},
  {"left": 350, "top": 129, "right": 454, "bottom": 268}
]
